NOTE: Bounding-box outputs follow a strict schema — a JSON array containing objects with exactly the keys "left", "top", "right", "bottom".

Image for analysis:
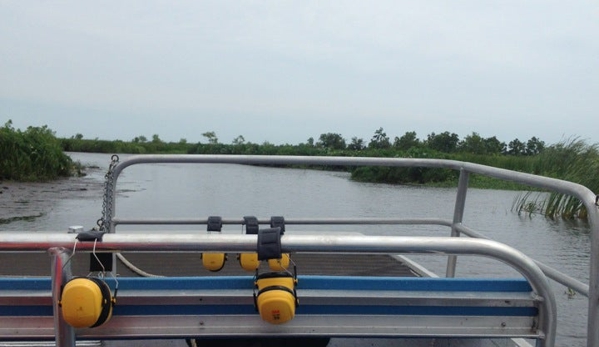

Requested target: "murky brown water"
[{"left": 0, "top": 170, "right": 104, "bottom": 225}]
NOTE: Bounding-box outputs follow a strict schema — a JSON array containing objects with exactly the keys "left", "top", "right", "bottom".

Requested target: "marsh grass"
[{"left": 513, "top": 139, "right": 599, "bottom": 219}]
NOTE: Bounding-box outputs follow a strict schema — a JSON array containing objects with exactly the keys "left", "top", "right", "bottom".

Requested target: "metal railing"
[
  {"left": 99, "top": 154, "right": 599, "bottom": 347},
  {"left": 0, "top": 232, "right": 555, "bottom": 346}
]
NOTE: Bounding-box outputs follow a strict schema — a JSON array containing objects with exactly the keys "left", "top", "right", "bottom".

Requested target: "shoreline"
[{"left": 0, "top": 171, "right": 104, "bottom": 225}]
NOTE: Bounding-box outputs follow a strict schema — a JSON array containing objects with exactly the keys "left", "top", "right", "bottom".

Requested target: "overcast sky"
[{"left": 1, "top": 1, "right": 598, "bottom": 146}]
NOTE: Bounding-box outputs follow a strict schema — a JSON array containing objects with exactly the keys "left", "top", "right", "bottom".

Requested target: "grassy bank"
[
  {"left": 0, "top": 121, "right": 74, "bottom": 181},
  {"left": 3, "top": 123, "right": 597, "bottom": 219},
  {"left": 59, "top": 134, "right": 598, "bottom": 189}
]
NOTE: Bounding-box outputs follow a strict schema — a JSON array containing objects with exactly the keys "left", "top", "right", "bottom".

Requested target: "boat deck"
[{"left": 0, "top": 252, "right": 418, "bottom": 278}]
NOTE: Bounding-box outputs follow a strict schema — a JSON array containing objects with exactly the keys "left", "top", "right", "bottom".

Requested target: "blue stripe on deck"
[
  {"left": 0, "top": 276, "right": 532, "bottom": 292},
  {"left": 0, "top": 276, "right": 536, "bottom": 318}
]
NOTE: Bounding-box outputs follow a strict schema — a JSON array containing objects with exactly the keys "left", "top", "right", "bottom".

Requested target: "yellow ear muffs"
[
  {"left": 254, "top": 272, "right": 298, "bottom": 324},
  {"left": 239, "top": 253, "right": 260, "bottom": 272},
  {"left": 60, "top": 277, "right": 114, "bottom": 328},
  {"left": 268, "top": 253, "right": 290, "bottom": 271},
  {"left": 202, "top": 253, "right": 226, "bottom": 272}
]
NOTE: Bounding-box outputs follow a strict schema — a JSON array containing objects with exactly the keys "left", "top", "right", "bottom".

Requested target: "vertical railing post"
[
  {"left": 586, "top": 201, "right": 599, "bottom": 347},
  {"left": 49, "top": 247, "right": 75, "bottom": 347},
  {"left": 446, "top": 169, "right": 470, "bottom": 278}
]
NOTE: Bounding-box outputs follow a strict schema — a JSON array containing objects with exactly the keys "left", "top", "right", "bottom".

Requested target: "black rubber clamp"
[
  {"left": 257, "top": 227, "right": 282, "bottom": 260},
  {"left": 244, "top": 216, "right": 259, "bottom": 235},
  {"left": 76, "top": 230, "right": 106, "bottom": 242},
  {"left": 270, "top": 216, "right": 285, "bottom": 235},
  {"left": 207, "top": 216, "right": 223, "bottom": 232}
]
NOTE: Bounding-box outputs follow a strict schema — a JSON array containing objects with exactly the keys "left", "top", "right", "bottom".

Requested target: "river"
[{"left": 0, "top": 152, "right": 592, "bottom": 346}]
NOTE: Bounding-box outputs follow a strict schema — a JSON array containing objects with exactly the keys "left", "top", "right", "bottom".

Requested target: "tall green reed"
[{"left": 513, "top": 139, "right": 599, "bottom": 219}]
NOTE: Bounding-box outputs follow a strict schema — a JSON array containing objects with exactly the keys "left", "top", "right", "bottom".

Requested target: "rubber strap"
[
  {"left": 207, "top": 216, "right": 222, "bottom": 232},
  {"left": 270, "top": 216, "right": 285, "bottom": 234},
  {"left": 257, "top": 227, "right": 282, "bottom": 260},
  {"left": 76, "top": 230, "right": 106, "bottom": 242},
  {"left": 243, "top": 216, "right": 259, "bottom": 235}
]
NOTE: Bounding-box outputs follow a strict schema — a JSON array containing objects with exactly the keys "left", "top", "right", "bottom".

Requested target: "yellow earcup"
[
  {"left": 202, "top": 253, "right": 226, "bottom": 272},
  {"left": 60, "top": 277, "right": 113, "bottom": 328},
  {"left": 268, "top": 253, "right": 290, "bottom": 271},
  {"left": 255, "top": 272, "right": 297, "bottom": 324},
  {"left": 239, "top": 253, "right": 260, "bottom": 272}
]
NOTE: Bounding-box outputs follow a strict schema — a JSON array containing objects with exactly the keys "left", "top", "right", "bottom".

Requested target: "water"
[{"left": 1, "top": 152, "right": 591, "bottom": 346}]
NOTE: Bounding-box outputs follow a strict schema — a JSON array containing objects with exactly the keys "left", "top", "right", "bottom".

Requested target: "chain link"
[{"left": 97, "top": 154, "right": 120, "bottom": 232}]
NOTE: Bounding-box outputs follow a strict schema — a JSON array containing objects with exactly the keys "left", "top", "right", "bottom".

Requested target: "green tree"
[
  {"left": 317, "top": 132, "right": 346, "bottom": 150},
  {"left": 484, "top": 136, "right": 506, "bottom": 155},
  {"left": 508, "top": 139, "right": 525, "bottom": 155},
  {"left": 132, "top": 135, "right": 147, "bottom": 143},
  {"left": 526, "top": 136, "right": 545, "bottom": 155},
  {"left": 348, "top": 137, "right": 365, "bottom": 151},
  {"left": 393, "top": 131, "right": 420, "bottom": 150},
  {"left": 202, "top": 131, "right": 219, "bottom": 144},
  {"left": 459, "top": 132, "right": 485, "bottom": 154},
  {"left": 232, "top": 135, "right": 246, "bottom": 145},
  {"left": 426, "top": 132, "right": 459, "bottom": 153},
  {"left": 368, "top": 127, "right": 391, "bottom": 149}
]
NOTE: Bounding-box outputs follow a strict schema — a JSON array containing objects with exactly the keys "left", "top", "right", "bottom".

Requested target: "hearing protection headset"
[
  {"left": 254, "top": 270, "right": 298, "bottom": 324},
  {"left": 268, "top": 253, "right": 290, "bottom": 271},
  {"left": 238, "top": 217, "right": 291, "bottom": 272},
  {"left": 252, "top": 226, "right": 298, "bottom": 324},
  {"left": 202, "top": 216, "right": 227, "bottom": 272},
  {"left": 60, "top": 276, "right": 116, "bottom": 328},
  {"left": 59, "top": 230, "right": 117, "bottom": 328}
]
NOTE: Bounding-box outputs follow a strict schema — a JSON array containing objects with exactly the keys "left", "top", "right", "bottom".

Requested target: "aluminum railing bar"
[
  {"left": 106, "top": 154, "right": 596, "bottom": 347},
  {"left": 112, "top": 217, "right": 453, "bottom": 227},
  {"left": 536, "top": 261, "right": 589, "bottom": 297},
  {"left": 454, "top": 224, "right": 590, "bottom": 297},
  {"left": 0, "top": 232, "right": 557, "bottom": 346},
  {"left": 110, "top": 155, "right": 596, "bottom": 201},
  {"left": 452, "top": 223, "right": 490, "bottom": 240}
]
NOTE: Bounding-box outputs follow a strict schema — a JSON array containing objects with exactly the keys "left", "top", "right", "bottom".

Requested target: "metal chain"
[{"left": 97, "top": 154, "right": 120, "bottom": 232}]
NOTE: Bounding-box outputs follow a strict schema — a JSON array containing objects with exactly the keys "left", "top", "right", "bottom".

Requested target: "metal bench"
[{"left": 1, "top": 275, "right": 541, "bottom": 341}]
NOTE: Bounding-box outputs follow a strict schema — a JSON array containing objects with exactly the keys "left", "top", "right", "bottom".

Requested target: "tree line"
[
  {"left": 61, "top": 127, "right": 545, "bottom": 157},
  {"left": 0, "top": 120, "right": 571, "bottom": 188},
  {"left": 56, "top": 127, "right": 552, "bottom": 187},
  {"left": 308, "top": 128, "right": 545, "bottom": 156},
  {"left": 3, "top": 121, "right": 598, "bottom": 219}
]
